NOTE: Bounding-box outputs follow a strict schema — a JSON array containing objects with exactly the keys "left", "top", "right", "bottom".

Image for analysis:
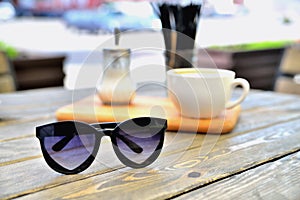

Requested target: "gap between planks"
[{"left": 168, "top": 147, "right": 300, "bottom": 200}]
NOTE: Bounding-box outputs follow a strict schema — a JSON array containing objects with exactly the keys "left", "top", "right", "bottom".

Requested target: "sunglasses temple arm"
[
  {"left": 50, "top": 129, "right": 143, "bottom": 154},
  {"left": 51, "top": 130, "right": 143, "bottom": 154},
  {"left": 51, "top": 122, "right": 119, "bottom": 152},
  {"left": 114, "top": 133, "right": 143, "bottom": 154},
  {"left": 52, "top": 135, "right": 73, "bottom": 152}
]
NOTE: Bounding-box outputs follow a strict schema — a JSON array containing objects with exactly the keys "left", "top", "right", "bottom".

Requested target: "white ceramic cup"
[{"left": 167, "top": 68, "right": 250, "bottom": 118}]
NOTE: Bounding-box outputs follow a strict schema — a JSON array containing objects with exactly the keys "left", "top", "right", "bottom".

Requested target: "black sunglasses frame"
[{"left": 36, "top": 117, "right": 167, "bottom": 175}]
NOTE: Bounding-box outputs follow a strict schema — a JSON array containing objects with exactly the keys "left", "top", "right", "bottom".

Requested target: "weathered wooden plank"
[
  {"left": 8, "top": 118, "right": 300, "bottom": 200},
  {"left": 0, "top": 86, "right": 163, "bottom": 112},
  {"left": 0, "top": 132, "right": 203, "bottom": 199},
  {"left": 233, "top": 99, "right": 300, "bottom": 133},
  {"left": 0, "top": 89, "right": 294, "bottom": 132},
  {"left": 0, "top": 138, "right": 126, "bottom": 199},
  {"left": 0, "top": 117, "right": 55, "bottom": 141},
  {"left": 175, "top": 151, "right": 300, "bottom": 200},
  {"left": 0, "top": 137, "right": 40, "bottom": 166},
  {"left": 239, "top": 90, "right": 300, "bottom": 111},
  {"left": 0, "top": 88, "right": 93, "bottom": 120},
  {"left": 2, "top": 97, "right": 300, "bottom": 168},
  {"left": 0, "top": 87, "right": 298, "bottom": 121}
]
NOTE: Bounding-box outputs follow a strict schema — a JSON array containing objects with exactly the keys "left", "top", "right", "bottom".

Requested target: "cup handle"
[{"left": 225, "top": 78, "right": 250, "bottom": 109}]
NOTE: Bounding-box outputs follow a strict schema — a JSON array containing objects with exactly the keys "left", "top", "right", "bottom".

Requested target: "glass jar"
[{"left": 97, "top": 48, "right": 136, "bottom": 105}]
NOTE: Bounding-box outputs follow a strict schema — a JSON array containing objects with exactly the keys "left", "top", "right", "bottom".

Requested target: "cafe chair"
[
  {"left": 12, "top": 54, "right": 65, "bottom": 90},
  {"left": 274, "top": 44, "right": 300, "bottom": 94}
]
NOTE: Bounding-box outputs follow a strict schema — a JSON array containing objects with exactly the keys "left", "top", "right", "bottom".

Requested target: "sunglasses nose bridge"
[
  {"left": 97, "top": 134, "right": 115, "bottom": 156},
  {"left": 94, "top": 129, "right": 113, "bottom": 137},
  {"left": 94, "top": 129, "right": 113, "bottom": 147}
]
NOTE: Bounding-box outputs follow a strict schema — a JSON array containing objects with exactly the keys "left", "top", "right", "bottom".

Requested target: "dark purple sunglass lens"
[
  {"left": 116, "top": 119, "right": 164, "bottom": 164},
  {"left": 41, "top": 124, "right": 96, "bottom": 170}
]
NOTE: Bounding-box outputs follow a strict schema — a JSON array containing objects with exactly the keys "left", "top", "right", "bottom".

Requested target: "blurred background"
[{"left": 0, "top": 0, "right": 300, "bottom": 93}]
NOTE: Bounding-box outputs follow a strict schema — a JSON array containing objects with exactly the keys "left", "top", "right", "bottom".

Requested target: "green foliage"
[
  {"left": 209, "top": 40, "right": 294, "bottom": 52},
  {"left": 0, "top": 41, "right": 18, "bottom": 59}
]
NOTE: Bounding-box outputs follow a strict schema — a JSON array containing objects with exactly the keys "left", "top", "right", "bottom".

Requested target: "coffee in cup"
[{"left": 167, "top": 68, "right": 250, "bottom": 118}]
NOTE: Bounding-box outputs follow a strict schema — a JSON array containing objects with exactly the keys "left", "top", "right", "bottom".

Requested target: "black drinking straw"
[{"left": 152, "top": 3, "right": 202, "bottom": 68}]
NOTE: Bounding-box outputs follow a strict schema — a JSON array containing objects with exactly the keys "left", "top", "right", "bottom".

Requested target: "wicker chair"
[
  {"left": 274, "top": 45, "right": 300, "bottom": 94},
  {"left": 0, "top": 51, "right": 16, "bottom": 93}
]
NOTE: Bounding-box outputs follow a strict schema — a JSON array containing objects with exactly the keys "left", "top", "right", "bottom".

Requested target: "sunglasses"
[{"left": 36, "top": 117, "right": 167, "bottom": 174}]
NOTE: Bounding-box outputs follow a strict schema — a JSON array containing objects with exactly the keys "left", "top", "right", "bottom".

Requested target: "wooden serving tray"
[{"left": 55, "top": 95, "right": 241, "bottom": 134}]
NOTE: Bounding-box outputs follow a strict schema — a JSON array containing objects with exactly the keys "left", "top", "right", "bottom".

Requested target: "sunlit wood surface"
[{"left": 0, "top": 87, "right": 300, "bottom": 200}]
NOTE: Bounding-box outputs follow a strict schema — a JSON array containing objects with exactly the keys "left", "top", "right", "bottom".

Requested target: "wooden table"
[{"left": 1, "top": 87, "right": 300, "bottom": 199}]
